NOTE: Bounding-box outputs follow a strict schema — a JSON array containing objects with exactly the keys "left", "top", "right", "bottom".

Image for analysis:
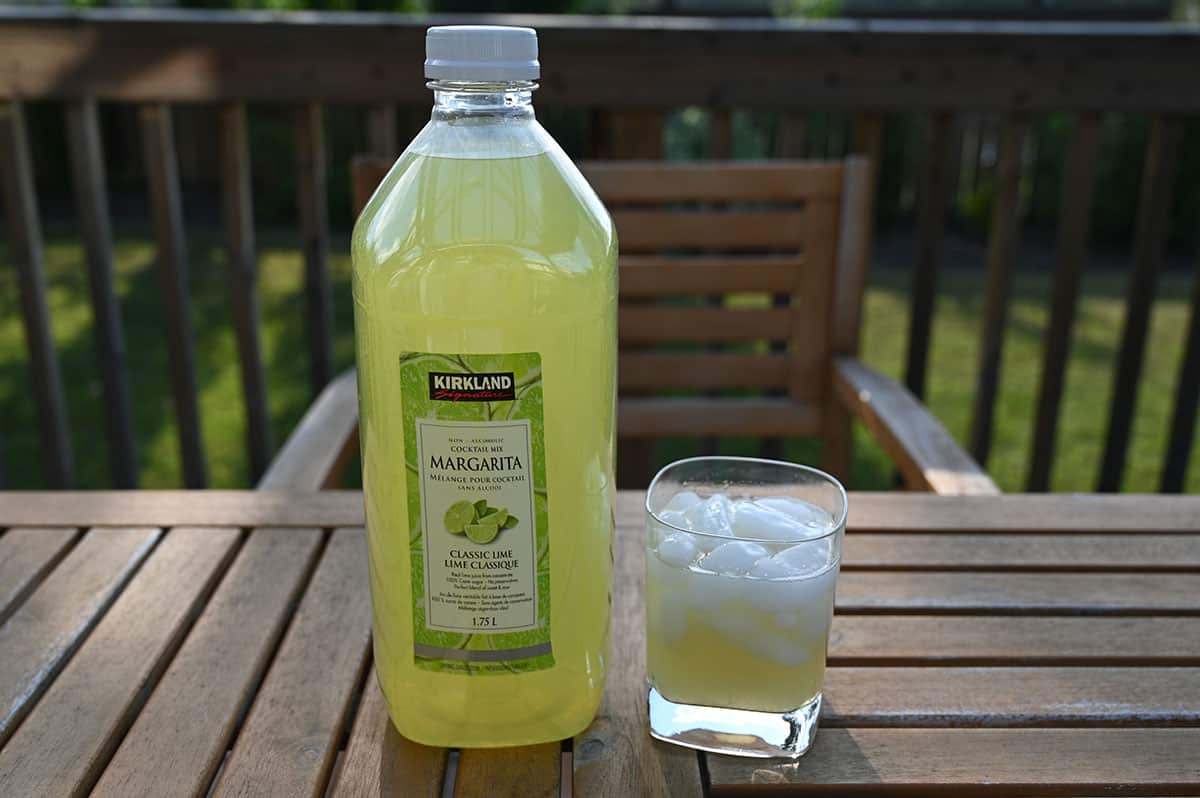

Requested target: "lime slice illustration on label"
[
  {"left": 446, "top": 498, "right": 518, "bottom": 542},
  {"left": 479, "top": 508, "right": 509, "bottom": 528},
  {"left": 465, "top": 522, "right": 500, "bottom": 544},
  {"left": 444, "top": 500, "right": 476, "bottom": 535}
]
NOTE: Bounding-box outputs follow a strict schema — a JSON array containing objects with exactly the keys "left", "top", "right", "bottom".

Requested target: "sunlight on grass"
[
  {"left": 859, "top": 268, "right": 1200, "bottom": 493},
  {"left": 0, "top": 230, "right": 1196, "bottom": 492}
]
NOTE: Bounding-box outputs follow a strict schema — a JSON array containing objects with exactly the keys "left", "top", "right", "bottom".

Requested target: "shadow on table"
[{"left": 731, "top": 704, "right": 883, "bottom": 789}]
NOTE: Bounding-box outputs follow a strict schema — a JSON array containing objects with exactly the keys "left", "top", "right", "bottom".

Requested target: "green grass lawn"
[
  {"left": 861, "top": 266, "right": 1199, "bottom": 494},
  {"left": 1, "top": 229, "right": 1197, "bottom": 492}
]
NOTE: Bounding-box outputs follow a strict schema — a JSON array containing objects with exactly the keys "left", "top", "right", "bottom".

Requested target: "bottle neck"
[{"left": 429, "top": 80, "right": 537, "bottom": 123}]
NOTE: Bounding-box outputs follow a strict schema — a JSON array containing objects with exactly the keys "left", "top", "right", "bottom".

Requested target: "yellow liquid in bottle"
[{"left": 352, "top": 133, "right": 617, "bottom": 747}]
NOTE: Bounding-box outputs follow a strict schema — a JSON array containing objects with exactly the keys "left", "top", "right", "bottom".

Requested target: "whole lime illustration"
[{"left": 444, "top": 500, "right": 476, "bottom": 535}]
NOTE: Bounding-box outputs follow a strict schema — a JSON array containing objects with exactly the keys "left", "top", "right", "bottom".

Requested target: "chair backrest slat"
[
  {"left": 619, "top": 255, "right": 802, "bottom": 297},
  {"left": 582, "top": 162, "right": 842, "bottom": 203},
  {"left": 620, "top": 352, "right": 791, "bottom": 391},
  {"left": 612, "top": 209, "right": 809, "bottom": 251},
  {"left": 620, "top": 397, "right": 821, "bottom": 439},
  {"left": 620, "top": 306, "right": 793, "bottom": 344}
]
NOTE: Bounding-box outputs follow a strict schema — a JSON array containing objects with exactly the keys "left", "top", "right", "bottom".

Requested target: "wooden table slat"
[
  {"left": 0, "top": 527, "right": 159, "bottom": 746},
  {"left": 843, "top": 533, "right": 1200, "bottom": 570},
  {"left": 836, "top": 572, "right": 1200, "bottom": 614},
  {"left": 91, "top": 527, "right": 324, "bottom": 798},
  {"left": 819, "top": 667, "right": 1200, "bottom": 726},
  {"left": 574, "top": 525, "right": 706, "bottom": 797},
  {"left": 0, "top": 527, "right": 239, "bottom": 798},
  {"left": 707, "top": 728, "right": 1200, "bottom": 793},
  {"left": 330, "top": 667, "right": 448, "bottom": 798},
  {"left": 212, "top": 528, "right": 371, "bottom": 798},
  {"left": 2, "top": 491, "right": 1200, "bottom": 533},
  {"left": 454, "top": 743, "right": 561, "bottom": 798},
  {"left": 829, "top": 615, "right": 1200, "bottom": 664},
  {"left": 0, "top": 526, "right": 78, "bottom": 623}
]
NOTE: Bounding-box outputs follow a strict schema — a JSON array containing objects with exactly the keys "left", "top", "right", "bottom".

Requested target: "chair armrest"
[
  {"left": 258, "top": 369, "right": 360, "bottom": 490},
  {"left": 832, "top": 356, "right": 1000, "bottom": 495}
]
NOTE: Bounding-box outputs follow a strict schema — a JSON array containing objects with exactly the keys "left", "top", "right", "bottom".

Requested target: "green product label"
[{"left": 400, "top": 351, "right": 552, "bottom": 675}]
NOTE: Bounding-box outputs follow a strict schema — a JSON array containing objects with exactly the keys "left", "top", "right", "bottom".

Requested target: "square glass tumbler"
[{"left": 644, "top": 456, "right": 847, "bottom": 758}]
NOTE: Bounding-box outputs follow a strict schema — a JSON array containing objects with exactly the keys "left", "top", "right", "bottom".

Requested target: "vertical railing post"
[
  {"left": 294, "top": 102, "right": 335, "bottom": 396},
  {"left": 851, "top": 112, "right": 884, "bottom": 206},
  {"left": 220, "top": 102, "right": 273, "bottom": 481},
  {"left": 1026, "top": 113, "right": 1101, "bottom": 492},
  {"left": 1161, "top": 234, "right": 1200, "bottom": 493},
  {"left": 775, "top": 111, "right": 807, "bottom": 158},
  {"left": 1098, "top": 115, "right": 1184, "bottom": 492},
  {"left": 905, "top": 111, "right": 955, "bottom": 401},
  {"left": 66, "top": 98, "right": 139, "bottom": 488},
  {"left": 0, "top": 100, "right": 75, "bottom": 488},
  {"left": 140, "top": 102, "right": 207, "bottom": 488},
  {"left": 367, "top": 103, "right": 398, "bottom": 160},
  {"left": 820, "top": 114, "right": 884, "bottom": 483},
  {"left": 709, "top": 109, "right": 733, "bottom": 160},
  {"left": 969, "top": 113, "right": 1029, "bottom": 467}
]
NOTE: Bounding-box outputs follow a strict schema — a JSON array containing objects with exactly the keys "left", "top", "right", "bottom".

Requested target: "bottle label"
[{"left": 400, "top": 351, "right": 552, "bottom": 674}]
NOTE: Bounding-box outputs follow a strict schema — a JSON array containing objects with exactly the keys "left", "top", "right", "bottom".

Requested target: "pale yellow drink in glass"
[{"left": 646, "top": 504, "right": 838, "bottom": 711}]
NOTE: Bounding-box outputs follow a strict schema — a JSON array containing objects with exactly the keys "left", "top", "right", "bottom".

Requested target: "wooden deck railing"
[{"left": 1, "top": 9, "right": 1199, "bottom": 491}]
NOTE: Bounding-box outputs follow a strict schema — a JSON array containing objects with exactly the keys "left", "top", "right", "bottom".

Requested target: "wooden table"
[{"left": 1, "top": 490, "right": 1199, "bottom": 796}]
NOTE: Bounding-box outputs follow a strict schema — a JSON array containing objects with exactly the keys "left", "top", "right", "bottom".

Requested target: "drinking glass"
[{"left": 644, "top": 456, "right": 847, "bottom": 758}]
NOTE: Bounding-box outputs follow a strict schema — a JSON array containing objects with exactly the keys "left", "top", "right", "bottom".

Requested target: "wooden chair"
[{"left": 261, "top": 157, "right": 998, "bottom": 495}]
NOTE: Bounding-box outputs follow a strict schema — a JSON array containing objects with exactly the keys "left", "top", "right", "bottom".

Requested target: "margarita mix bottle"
[{"left": 351, "top": 25, "right": 617, "bottom": 747}]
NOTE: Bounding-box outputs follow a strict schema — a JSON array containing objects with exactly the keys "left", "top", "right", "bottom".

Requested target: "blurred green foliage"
[
  {"left": 770, "top": 0, "right": 842, "bottom": 17},
  {"left": 658, "top": 107, "right": 1199, "bottom": 253},
  {"left": 1177, "top": 0, "right": 1200, "bottom": 18},
  {"left": 953, "top": 115, "right": 1199, "bottom": 251},
  {"left": 181, "top": 0, "right": 587, "bottom": 9}
]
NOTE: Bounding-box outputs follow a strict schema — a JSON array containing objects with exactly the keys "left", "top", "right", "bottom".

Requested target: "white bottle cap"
[{"left": 425, "top": 26, "right": 540, "bottom": 82}]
